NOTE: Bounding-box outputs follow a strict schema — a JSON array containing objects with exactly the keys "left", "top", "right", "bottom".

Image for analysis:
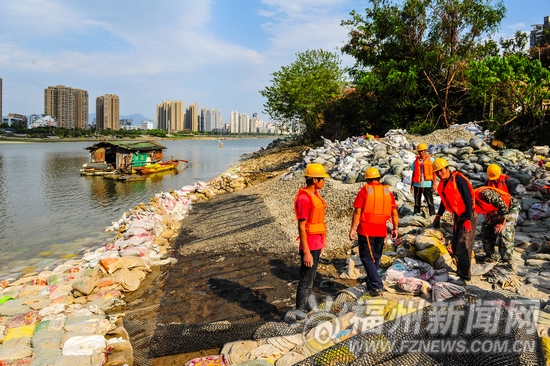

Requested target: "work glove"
[
  {"left": 433, "top": 215, "right": 441, "bottom": 229},
  {"left": 463, "top": 220, "right": 472, "bottom": 232}
]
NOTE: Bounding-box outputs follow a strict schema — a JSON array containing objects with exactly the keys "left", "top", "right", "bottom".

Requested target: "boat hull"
[{"left": 134, "top": 160, "right": 184, "bottom": 175}]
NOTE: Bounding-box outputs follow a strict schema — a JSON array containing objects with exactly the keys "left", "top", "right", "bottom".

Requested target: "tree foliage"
[
  {"left": 260, "top": 49, "right": 347, "bottom": 143},
  {"left": 341, "top": 0, "right": 506, "bottom": 128},
  {"left": 466, "top": 54, "right": 550, "bottom": 125}
]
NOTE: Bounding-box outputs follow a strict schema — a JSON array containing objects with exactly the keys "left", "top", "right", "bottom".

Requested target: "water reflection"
[{"left": 0, "top": 139, "right": 273, "bottom": 279}]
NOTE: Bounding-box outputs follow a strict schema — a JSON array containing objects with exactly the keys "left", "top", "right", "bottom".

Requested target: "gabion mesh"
[{"left": 296, "top": 292, "right": 544, "bottom": 366}]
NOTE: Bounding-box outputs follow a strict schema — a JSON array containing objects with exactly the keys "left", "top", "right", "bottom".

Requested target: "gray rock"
[
  {"left": 381, "top": 174, "right": 401, "bottom": 187},
  {"left": 511, "top": 171, "right": 532, "bottom": 186},
  {"left": 344, "top": 171, "right": 359, "bottom": 184},
  {"left": 458, "top": 146, "right": 475, "bottom": 155},
  {"left": 453, "top": 138, "right": 469, "bottom": 148},
  {"left": 442, "top": 147, "right": 459, "bottom": 155},
  {"left": 470, "top": 138, "right": 484, "bottom": 150},
  {"left": 477, "top": 154, "right": 493, "bottom": 164},
  {"left": 527, "top": 253, "right": 550, "bottom": 260},
  {"left": 525, "top": 259, "right": 550, "bottom": 270},
  {"left": 526, "top": 276, "right": 550, "bottom": 290}
]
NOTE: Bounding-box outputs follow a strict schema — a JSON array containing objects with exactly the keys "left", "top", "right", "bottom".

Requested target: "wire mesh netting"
[
  {"left": 296, "top": 291, "right": 544, "bottom": 366},
  {"left": 137, "top": 286, "right": 545, "bottom": 365},
  {"left": 149, "top": 313, "right": 275, "bottom": 358}
]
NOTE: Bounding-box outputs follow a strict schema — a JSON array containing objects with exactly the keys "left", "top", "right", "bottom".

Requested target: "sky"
[{"left": 0, "top": 0, "right": 548, "bottom": 124}]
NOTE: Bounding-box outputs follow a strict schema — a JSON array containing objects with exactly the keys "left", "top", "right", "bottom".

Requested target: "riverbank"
[
  {"left": 125, "top": 127, "right": 550, "bottom": 365},
  {"left": 2, "top": 130, "right": 550, "bottom": 365},
  {"left": 0, "top": 135, "right": 277, "bottom": 143}
]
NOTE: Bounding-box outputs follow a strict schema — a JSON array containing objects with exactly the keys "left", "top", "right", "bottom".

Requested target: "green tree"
[
  {"left": 260, "top": 49, "right": 347, "bottom": 143},
  {"left": 466, "top": 54, "right": 550, "bottom": 126},
  {"left": 342, "top": 0, "right": 506, "bottom": 128},
  {"left": 499, "top": 30, "right": 528, "bottom": 56}
]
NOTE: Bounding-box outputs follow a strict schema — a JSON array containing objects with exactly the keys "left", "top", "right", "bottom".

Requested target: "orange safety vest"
[
  {"left": 474, "top": 186, "right": 511, "bottom": 215},
  {"left": 437, "top": 171, "right": 475, "bottom": 216},
  {"left": 412, "top": 155, "right": 434, "bottom": 183},
  {"left": 359, "top": 183, "right": 393, "bottom": 225},
  {"left": 487, "top": 174, "right": 510, "bottom": 194},
  {"left": 294, "top": 188, "right": 327, "bottom": 235}
]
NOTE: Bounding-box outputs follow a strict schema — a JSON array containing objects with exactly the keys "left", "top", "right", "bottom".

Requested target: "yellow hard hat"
[
  {"left": 365, "top": 167, "right": 381, "bottom": 179},
  {"left": 487, "top": 164, "right": 502, "bottom": 180},
  {"left": 432, "top": 158, "right": 449, "bottom": 172},
  {"left": 417, "top": 143, "right": 427, "bottom": 151},
  {"left": 304, "top": 163, "right": 329, "bottom": 178}
]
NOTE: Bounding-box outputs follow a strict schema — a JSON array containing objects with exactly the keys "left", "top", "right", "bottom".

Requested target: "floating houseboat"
[{"left": 81, "top": 140, "right": 171, "bottom": 176}]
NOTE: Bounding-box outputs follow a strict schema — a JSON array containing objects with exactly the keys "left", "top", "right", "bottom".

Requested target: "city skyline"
[{"left": 0, "top": 1, "right": 548, "bottom": 123}]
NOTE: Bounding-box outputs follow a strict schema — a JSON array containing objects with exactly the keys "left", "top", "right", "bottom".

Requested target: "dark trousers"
[
  {"left": 413, "top": 186, "right": 435, "bottom": 215},
  {"left": 358, "top": 235, "right": 385, "bottom": 291},
  {"left": 452, "top": 214, "right": 477, "bottom": 280},
  {"left": 296, "top": 249, "right": 321, "bottom": 311}
]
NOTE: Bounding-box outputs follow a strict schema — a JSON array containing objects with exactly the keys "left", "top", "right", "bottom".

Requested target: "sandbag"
[
  {"left": 72, "top": 276, "right": 99, "bottom": 296},
  {"left": 34, "top": 316, "right": 66, "bottom": 332},
  {"left": 61, "top": 335, "right": 106, "bottom": 356},
  {"left": 528, "top": 202, "right": 550, "bottom": 220},
  {"left": 29, "top": 349, "right": 62, "bottom": 366},
  {"left": 221, "top": 340, "right": 261, "bottom": 365},
  {"left": 99, "top": 257, "right": 149, "bottom": 275},
  {"left": 399, "top": 215, "right": 431, "bottom": 228},
  {"left": 5, "top": 325, "right": 35, "bottom": 341},
  {"left": 0, "top": 336, "right": 33, "bottom": 359},
  {"left": 380, "top": 255, "right": 394, "bottom": 269},
  {"left": 53, "top": 353, "right": 106, "bottom": 366},
  {"left": 429, "top": 269, "right": 449, "bottom": 284},
  {"left": 114, "top": 268, "right": 144, "bottom": 292},
  {"left": 432, "top": 282, "right": 466, "bottom": 302},
  {"left": 416, "top": 244, "right": 448, "bottom": 265},
  {"left": 397, "top": 277, "right": 425, "bottom": 295},
  {"left": 542, "top": 336, "right": 550, "bottom": 366},
  {"left": 31, "top": 329, "right": 64, "bottom": 354},
  {"left": 433, "top": 253, "right": 457, "bottom": 271}
]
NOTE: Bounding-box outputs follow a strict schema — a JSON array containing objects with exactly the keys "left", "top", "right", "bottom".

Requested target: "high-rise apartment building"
[
  {"left": 44, "top": 85, "right": 89, "bottom": 129},
  {"left": 156, "top": 100, "right": 184, "bottom": 132},
  {"left": 531, "top": 16, "right": 550, "bottom": 48},
  {"left": 184, "top": 103, "right": 199, "bottom": 132},
  {"left": 250, "top": 113, "right": 263, "bottom": 133},
  {"left": 96, "top": 94, "right": 120, "bottom": 130},
  {"left": 230, "top": 110, "right": 239, "bottom": 133},
  {"left": 239, "top": 113, "right": 250, "bottom": 133},
  {"left": 200, "top": 107, "right": 222, "bottom": 132}
]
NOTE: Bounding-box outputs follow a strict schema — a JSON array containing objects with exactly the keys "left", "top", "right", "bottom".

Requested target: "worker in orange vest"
[
  {"left": 474, "top": 186, "right": 520, "bottom": 263},
  {"left": 432, "top": 158, "right": 477, "bottom": 283},
  {"left": 410, "top": 143, "right": 436, "bottom": 216},
  {"left": 293, "top": 163, "right": 329, "bottom": 318},
  {"left": 349, "top": 167, "right": 399, "bottom": 297},
  {"left": 486, "top": 164, "right": 518, "bottom": 196}
]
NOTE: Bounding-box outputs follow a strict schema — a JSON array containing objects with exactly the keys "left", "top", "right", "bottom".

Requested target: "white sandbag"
[
  {"left": 221, "top": 340, "right": 262, "bottom": 365},
  {"left": 61, "top": 335, "right": 106, "bottom": 356},
  {"left": 114, "top": 268, "right": 144, "bottom": 292}
]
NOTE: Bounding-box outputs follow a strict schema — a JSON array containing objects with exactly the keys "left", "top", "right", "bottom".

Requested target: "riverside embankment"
[{"left": 3, "top": 127, "right": 550, "bottom": 365}]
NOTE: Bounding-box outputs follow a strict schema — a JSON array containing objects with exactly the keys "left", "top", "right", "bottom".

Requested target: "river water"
[{"left": 0, "top": 138, "right": 273, "bottom": 279}]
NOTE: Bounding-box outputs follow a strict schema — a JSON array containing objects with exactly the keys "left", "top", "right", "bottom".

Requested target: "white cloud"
[{"left": 1, "top": 0, "right": 364, "bottom": 120}]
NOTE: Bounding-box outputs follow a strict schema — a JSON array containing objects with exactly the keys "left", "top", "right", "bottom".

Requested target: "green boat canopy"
[{"left": 85, "top": 140, "right": 167, "bottom": 151}]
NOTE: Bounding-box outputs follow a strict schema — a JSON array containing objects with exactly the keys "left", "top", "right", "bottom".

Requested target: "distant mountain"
[{"left": 88, "top": 113, "right": 152, "bottom": 125}]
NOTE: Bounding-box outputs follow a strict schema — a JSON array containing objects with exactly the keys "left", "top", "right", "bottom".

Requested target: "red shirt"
[
  {"left": 295, "top": 192, "right": 326, "bottom": 251},
  {"left": 353, "top": 183, "right": 397, "bottom": 237}
]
